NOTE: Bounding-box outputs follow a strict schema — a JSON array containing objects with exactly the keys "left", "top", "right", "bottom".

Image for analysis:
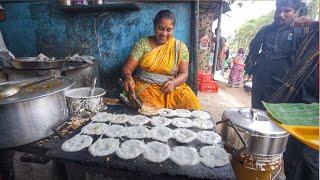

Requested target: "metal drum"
[{"left": 0, "top": 76, "right": 75, "bottom": 149}]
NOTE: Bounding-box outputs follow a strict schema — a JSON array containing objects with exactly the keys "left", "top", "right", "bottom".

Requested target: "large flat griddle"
[
  {"left": 46, "top": 105, "right": 236, "bottom": 179},
  {"left": 11, "top": 57, "right": 67, "bottom": 70}
]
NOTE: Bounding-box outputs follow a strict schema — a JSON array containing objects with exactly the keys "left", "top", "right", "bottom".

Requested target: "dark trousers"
[{"left": 284, "top": 136, "right": 319, "bottom": 180}]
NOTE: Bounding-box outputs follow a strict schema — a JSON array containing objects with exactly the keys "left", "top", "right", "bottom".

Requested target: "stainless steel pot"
[
  {"left": 0, "top": 77, "right": 75, "bottom": 149},
  {"left": 218, "top": 108, "right": 289, "bottom": 156}
]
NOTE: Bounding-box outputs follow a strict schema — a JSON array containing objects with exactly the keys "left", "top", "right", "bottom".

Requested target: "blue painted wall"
[{"left": 0, "top": 1, "right": 193, "bottom": 97}]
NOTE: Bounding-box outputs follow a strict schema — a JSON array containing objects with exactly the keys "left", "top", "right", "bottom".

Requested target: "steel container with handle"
[
  {"left": 65, "top": 87, "right": 106, "bottom": 116},
  {"left": 218, "top": 108, "right": 289, "bottom": 156},
  {"left": 0, "top": 77, "right": 75, "bottom": 149}
]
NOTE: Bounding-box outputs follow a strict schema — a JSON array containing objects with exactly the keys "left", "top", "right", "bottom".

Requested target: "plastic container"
[
  {"left": 198, "top": 81, "right": 219, "bottom": 93},
  {"left": 197, "top": 71, "right": 213, "bottom": 83}
]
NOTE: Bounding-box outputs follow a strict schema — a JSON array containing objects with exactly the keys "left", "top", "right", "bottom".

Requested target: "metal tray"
[{"left": 11, "top": 57, "right": 67, "bottom": 70}]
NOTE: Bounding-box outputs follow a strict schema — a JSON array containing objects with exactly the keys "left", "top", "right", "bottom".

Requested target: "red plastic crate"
[
  {"left": 198, "top": 81, "right": 219, "bottom": 93},
  {"left": 197, "top": 71, "right": 213, "bottom": 83}
]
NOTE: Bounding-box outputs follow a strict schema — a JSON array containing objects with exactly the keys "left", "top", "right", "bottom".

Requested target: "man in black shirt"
[
  {"left": 245, "top": 0, "right": 307, "bottom": 110},
  {"left": 270, "top": 17, "right": 319, "bottom": 180},
  {"left": 245, "top": 0, "right": 319, "bottom": 179}
]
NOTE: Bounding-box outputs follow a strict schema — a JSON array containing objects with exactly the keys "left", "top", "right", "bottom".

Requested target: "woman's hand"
[
  {"left": 162, "top": 61, "right": 189, "bottom": 93},
  {"left": 162, "top": 80, "right": 175, "bottom": 93},
  {"left": 122, "top": 55, "right": 139, "bottom": 97},
  {"left": 124, "top": 75, "right": 136, "bottom": 96}
]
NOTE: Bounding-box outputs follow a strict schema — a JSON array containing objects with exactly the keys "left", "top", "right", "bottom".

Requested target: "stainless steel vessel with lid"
[
  {"left": 0, "top": 76, "right": 75, "bottom": 149},
  {"left": 218, "top": 108, "right": 289, "bottom": 156}
]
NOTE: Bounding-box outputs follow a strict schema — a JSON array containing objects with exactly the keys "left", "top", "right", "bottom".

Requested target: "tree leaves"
[
  {"left": 228, "top": 0, "right": 318, "bottom": 53},
  {"left": 228, "top": 10, "right": 274, "bottom": 53}
]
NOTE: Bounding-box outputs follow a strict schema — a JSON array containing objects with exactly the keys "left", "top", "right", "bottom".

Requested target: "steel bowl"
[{"left": 65, "top": 87, "right": 106, "bottom": 116}]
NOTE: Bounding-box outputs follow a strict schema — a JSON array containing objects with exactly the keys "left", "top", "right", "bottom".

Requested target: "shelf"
[
  {"left": 0, "top": 0, "right": 48, "bottom": 2},
  {"left": 60, "top": 2, "right": 140, "bottom": 13}
]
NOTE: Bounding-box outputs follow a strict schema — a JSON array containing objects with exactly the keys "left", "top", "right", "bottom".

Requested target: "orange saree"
[{"left": 134, "top": 38, "right": 200, "bottom": 110}]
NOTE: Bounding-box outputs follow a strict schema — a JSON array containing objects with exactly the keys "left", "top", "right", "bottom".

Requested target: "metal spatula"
[{"left": 118, "top": 78, "right": 142, "bottom": 108}]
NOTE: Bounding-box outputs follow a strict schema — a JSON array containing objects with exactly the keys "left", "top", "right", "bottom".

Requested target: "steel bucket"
[{"left": 65, "top": 87, "right": 106, "bottom": 116}]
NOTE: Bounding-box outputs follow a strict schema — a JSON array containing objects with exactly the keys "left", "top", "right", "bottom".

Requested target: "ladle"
[
  {"left": 90, "top": 77, "right": 97, "bottom": 97},
  {"left": 0, "top": 76, "right": 53, "bottom": 99}
]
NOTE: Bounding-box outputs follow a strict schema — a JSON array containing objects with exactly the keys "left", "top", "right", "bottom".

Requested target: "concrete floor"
[
  {"left": 197, "top": 81, "right": 251, "bottom": 126},
  {"left": 198, "top": 69, "right": 251, "bottom": 122}
]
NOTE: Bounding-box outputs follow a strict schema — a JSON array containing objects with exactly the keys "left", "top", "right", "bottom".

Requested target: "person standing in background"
[
  {"left": 228, "top": 48, "right": 245, "bottom": 87},
  {"left": 269, "top": 17, "right": 319, "bottom": 180},
  {"left": 208, "top": 34, "right": 216, "bottom": 72},
  {"left": 217, "top": 37, "right": 229, "bottom": 72},
  {"left": 245, "top": 0, "right": 318, "bottom": 179},
  {"left": 244, "top": 0, "right": 309, "bottom": 110}
]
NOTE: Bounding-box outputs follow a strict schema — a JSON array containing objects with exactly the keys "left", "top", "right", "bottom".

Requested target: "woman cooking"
[{"left": 122, "top": 10, "right": 200, "bottom": 110}]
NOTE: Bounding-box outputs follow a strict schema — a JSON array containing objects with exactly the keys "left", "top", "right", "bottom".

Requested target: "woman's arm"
[
  {"left": 163, "top": 41, "right": 190, "bottom": 93},
  {"left": 122, "top": 56, "right": 139, "bottom": 96},
  {"left": 122, "top": 37, "right": 146, "bottom": 96},
  {"left": 162, "top": 61, "right": 188, "bottom": 93}
]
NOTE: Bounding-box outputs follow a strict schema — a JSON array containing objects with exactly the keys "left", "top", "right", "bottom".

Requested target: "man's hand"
[
  {"left": 294, "top": 16, "right": 315, "bottom": 27},
  {"left": 162, "top": 80, "right": 175, "bottom": 93},
  {"left": 124, "top": 76, "right": 136, "bottom": 97}
]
